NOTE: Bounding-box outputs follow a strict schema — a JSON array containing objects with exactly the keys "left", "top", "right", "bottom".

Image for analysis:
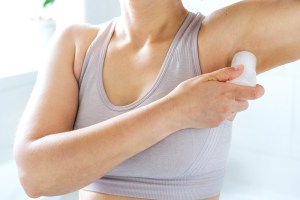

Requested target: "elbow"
[
  {"left": 16, "top": 165, "right": 56, "bottom": 198},
  {"left": 14, "top": 140, "right": 44, "bottom": 198},
  {"left": 20, "top": 175, "right": 43, "bottom": 198},
  {"left": 22, "top": 181, "right": 42, "bottom": 199},
  {"left": 14, "top": 138, "right": 67, "bottom": 198},
  {"left": 27, "top": 191, "right": 42, "bottom": 199},
  {"left": 15, "top": 162, "right": 43, "bottom": 198}
]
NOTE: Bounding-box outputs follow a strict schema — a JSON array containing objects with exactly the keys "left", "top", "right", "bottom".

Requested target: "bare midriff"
[{"left": 79, "top": 190, "right": 220, "bottom": 200}]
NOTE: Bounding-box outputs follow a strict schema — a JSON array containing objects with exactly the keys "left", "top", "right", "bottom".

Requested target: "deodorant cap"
[{"left": 229, "top": 51, "right": 257, "bottom": 87}]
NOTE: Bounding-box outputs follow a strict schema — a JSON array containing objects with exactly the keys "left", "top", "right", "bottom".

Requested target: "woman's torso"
[{"left": 72, "top": 12, "right": 232, "bottom": 200}]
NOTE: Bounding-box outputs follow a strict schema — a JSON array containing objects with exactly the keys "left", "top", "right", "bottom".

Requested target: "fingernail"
[{"left": 233, "top": 65, "right": 243, "bottom": 70}]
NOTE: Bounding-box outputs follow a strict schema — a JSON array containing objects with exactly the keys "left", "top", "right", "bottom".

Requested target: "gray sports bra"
[{"left": 74, "top": 12, "right": 233, "bottom": 200}]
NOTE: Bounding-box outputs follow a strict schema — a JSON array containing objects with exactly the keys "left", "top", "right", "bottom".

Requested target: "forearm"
[{"left": 15, "top": 97, "right": 178, "bottom": 197}]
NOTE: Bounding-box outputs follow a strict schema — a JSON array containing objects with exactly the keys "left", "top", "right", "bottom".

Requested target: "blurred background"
[{"left": 0, "top": 0, "right": 299, "bottom": 199}]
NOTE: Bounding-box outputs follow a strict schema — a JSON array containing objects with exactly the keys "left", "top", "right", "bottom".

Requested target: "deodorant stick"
[{"left": 228, "top": 51, "right": 257, "bottom": 87}]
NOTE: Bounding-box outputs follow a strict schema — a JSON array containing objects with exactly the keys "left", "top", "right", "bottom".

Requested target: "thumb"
[{"left": 204, "top": 65, "right": 244, "bottom": 82}]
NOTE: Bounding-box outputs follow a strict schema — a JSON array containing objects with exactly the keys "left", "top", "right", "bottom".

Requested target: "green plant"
[{"left": 43, "top": 0, "right": 55, "bottom": 8}]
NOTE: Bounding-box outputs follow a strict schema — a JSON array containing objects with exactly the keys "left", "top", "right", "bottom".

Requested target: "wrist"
[{"left": 157, "top": 96, "right": 185, "bottom": 132}]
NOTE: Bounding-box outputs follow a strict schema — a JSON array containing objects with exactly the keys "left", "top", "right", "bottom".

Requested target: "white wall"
[
  {"left": 223, "top": 63, "right": 300, "bottom": 200},
  {"left": 0, "top": 73, "right": 36, "bottom": 199},
  {"left": 0, "top": 72, "right": 36, "bottom": 163},
  {"left": 84, "top": 0, "right": 120, "bottom": 24}
]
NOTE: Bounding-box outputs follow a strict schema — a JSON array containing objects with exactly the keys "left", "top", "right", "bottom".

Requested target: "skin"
[{"left": 13, "top": 0, "right": 300, "bottom": 199}]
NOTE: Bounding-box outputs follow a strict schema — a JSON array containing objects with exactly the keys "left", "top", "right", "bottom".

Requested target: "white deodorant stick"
[{"left": 228, "top": 51, "right": 257, "bottom": 87}]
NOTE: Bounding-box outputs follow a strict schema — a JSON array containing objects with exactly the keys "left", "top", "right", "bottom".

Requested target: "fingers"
[
  {"left": 200, "top": 66, "right": 264, "bottom": 101},
  {"left": 204, "top": 65, "right": 244, "bottom": 82},
  {"left": 254, "top": 84, "right": 265, "bottom": 99},
  {"left": 227, "top": 112, "right": 237, "bottom": 121},
  {"left": 234, "top": 100, "right": 249, "bottom": 112},
  {"left": 226, "top": 99, "right": 249, "bottom": 121},
  {"left": 233, "top": 84, "right": 265, "bottom": 101}
]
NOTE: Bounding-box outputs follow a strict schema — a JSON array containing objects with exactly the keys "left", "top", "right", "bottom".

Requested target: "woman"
[{"left": 14, "top": 0, "right": 299, "bottom": 200}]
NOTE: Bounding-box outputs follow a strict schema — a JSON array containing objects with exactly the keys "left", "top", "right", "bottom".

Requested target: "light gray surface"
[
  {"left": 0, "top": 72, "right": 36, "bottom": 164},
  {"left": 84, "top": 0, "right": 120, "bottom": 24}
]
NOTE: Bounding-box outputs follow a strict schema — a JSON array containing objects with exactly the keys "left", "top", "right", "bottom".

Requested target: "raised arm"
[
  {"left": 198, "top": 0, "right": 300, "bottom": 74},
  {"left": 237, "top": 0, "right": 300, "bottom": 73}
]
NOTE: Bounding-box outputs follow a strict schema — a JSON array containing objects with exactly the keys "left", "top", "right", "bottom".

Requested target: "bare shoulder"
[{"left": 56, "top": 23, "right": 101, "bottom": 81}]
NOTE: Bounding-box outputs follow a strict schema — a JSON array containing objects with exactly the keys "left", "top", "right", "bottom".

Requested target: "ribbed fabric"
[{"left": 74, "top": 12, "right": 233, "bottom": 200}]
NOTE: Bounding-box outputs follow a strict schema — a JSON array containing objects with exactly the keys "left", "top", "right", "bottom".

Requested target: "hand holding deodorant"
[{"left": 228, "top": 51, "right": 257, "bottom": 87}]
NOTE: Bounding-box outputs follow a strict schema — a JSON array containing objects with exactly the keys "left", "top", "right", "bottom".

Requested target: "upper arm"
[
  {"left": 198, "top": 0, "right": 300, "bottom": 74},
  {"left": 15, "top": 26, "right": 79, "bottom": 142},
  {"left": 16, "top": 24, "right": 102, "bottom": 145},
  {"left": 236, "top": 0, "right": 300, "bottom": 73},
  {"left": 15, "top": 23, "right": 100, "bottom": 143}
]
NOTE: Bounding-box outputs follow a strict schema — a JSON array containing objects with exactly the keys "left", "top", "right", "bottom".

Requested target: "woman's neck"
[{"left": 117, "top": 0, "right": 188, "bottom": 46}]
